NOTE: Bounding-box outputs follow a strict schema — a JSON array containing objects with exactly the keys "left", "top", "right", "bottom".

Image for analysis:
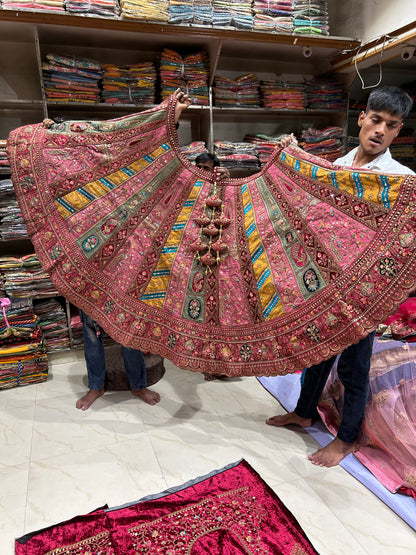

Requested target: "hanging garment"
[{"left": 6, "top": 96, "right": 416, "bottom": 376}]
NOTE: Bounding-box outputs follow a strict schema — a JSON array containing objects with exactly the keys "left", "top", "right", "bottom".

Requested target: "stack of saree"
[
  {"left": 6, "top": 94, "right": 416, "bottom": 377},
  {"left": 120, "top": 0, "right": 169, "bottom": 22},
  {"left": 0, "top": 297, "right": 48, "bottom": 389},
  {"left": 101, "top": 63, "right": 157, "bottom": 105},
  {"left": 15, "top": 460, "right": 319, "bottom": 554}
]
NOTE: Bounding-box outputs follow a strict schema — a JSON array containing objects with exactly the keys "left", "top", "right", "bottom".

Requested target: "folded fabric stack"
[
  {"left": 253, "top": 0, "right": 294, "bottom": 32},
  {"left": 214, "top": 74, "right": 261, "bottom": 108},
  {"left": 292, "top": 0, "right": 329, "bottom": 35},
  {"left": 64, "top": 0, "right": 119, "bottom": 16},
  {"left": 101, "top": 63, "right": 157, "bottom": 105},
  {"left": 261, "top": 80, "right": 306, "bottom": 109},
  {"left": 1, "top": 0, "right": 64, "bottom": 11},
  {"left": 346, "top": 136, "right": 359, "bottom": 152},
  {"left": 299, "top": 126, "right": 344, "bottom": 162},
  {"left": 42, "top": 53, "right": 103, "bottom": 104},
  {"left": 212, "top": 0, "right": 253, "bottom": 29},
  {"left": 305, "top": 79, "right": 345, "bottom": 110},
  {"left": 168, "top": 0, "right": 194, "bottom": 23},
  {"left": 160, "top": 49, "right": 209, "bottom": 105},
  {"left": 193, "top": 0, "right": 213, "bottom": 24},
  {"left": 70, "top": 312, "right": 84, "bottom": 348},
  {"left": 0, "top": 179, "right": 28, "bottom": 240},
  {"left": 0, "top": 140, "right": 9, "bottom": 170},
  {"left": 214, "top": 140, "right": 260, "bottom": 169},
  {"left": 244, "top": 133, "right": 287, "bottom": 165},
  {"left": 390, "top": 135, "right": 416, "bottom": 165},
  {"left": 0, "top": 254, "right": 58, "bottom": 298},
  {"left": 180, "top": 141, "right": 208, "bottom": 162},
  {"left": 120, "top": 0, "right": 169, "bottom": 21},
  {"left": 0, "top": 297, "right": 48, "bottom": 390},
  {"left": 33, "top": 298, "right": 70, "bottom": 352}
]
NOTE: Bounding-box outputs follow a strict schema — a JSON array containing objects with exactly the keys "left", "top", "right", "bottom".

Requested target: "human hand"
[
  {"left": 276, "top": 133, "right": 298, "bottom": 149},
  {"left": 215, "top": 167, "right": 231, "bottom": 181},
  {"left": 174, "top": 88, "right": 192, "bottom": 123},
  {"left": 42, "top": 118, "right": 55, "bottom": 129}
]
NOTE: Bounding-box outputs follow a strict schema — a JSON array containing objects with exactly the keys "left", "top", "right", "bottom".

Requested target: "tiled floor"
[{"left": 1, "top": 349, "right": 415, "bottom": 554}]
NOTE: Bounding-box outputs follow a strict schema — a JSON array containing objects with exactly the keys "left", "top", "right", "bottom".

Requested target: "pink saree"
[{"left": 6, "top": 96, "right": 416, "bottom": 375}]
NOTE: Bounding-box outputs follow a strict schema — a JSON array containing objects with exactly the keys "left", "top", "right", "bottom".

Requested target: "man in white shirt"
[{"left": 266, "top": 86, "right": 414, "bottom": 467}]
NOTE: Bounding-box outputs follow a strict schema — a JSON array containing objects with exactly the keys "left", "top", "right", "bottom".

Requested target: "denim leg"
[
  {"left": 336, "top": 331, "right": 375, "bottom": 444},
  {"left": 80, "top": 310, "right": 106, "bottom": 390},
  {"left": 122, "top": 347, "right": 147, "bottom": 390},
  {"left": 295, "top": 355, "right": 337, "bottom": 419}
]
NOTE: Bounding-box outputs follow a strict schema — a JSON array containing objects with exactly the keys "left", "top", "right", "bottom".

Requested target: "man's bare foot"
[
  {"left": 131, "top": 388, "right": 161, "bottom": 405},
  {"left": 266, "top": 411, "right": 312, "bottom": 428},
  {"left": 308, "top": 437, "right": 358, "bottom": 467},
  {"left": 76, "top": 388, "right": 105, "bottom": 411}
]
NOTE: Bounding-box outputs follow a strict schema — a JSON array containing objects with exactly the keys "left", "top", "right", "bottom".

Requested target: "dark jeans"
[
  {"left": 295, "top": 331, "right": 376, "bottom": 444},
  {"left": 80, "top": 310, "right": 146, "bottom": 391}
]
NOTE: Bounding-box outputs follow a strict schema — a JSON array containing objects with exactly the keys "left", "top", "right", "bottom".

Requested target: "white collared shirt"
[{"left": 335, "top": 147, "right": 415, "bottom": 175}]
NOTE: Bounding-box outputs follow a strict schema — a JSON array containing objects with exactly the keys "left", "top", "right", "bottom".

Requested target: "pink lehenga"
[
  {"left": 6, "top": 95, "right": 416, "bottom": 375},
  {"left": 318, "top": 297, "right": 416, "bottom": 498}
]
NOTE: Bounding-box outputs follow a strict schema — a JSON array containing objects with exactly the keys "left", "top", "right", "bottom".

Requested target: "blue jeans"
[
  {"left": 295, "top": 331, "right": 376, "bottom": 444},
  {"left": 79, "top": 310, "right": 147, "bottom": 391}
]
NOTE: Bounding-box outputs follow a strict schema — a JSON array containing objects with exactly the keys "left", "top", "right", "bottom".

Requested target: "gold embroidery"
[{"left": 44, "top": 531, "right": 112, "bottom": 554}]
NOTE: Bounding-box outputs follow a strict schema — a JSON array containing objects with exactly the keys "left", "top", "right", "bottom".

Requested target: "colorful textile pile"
[
  {"left": 305, "top": 79, "right": 345, "bottom": 110},
  {"left": 120, "top": 0, "right": 169, "bottom": 21},
  {"left": 7, "top": 97, "right": 416, "bottom": 376},
  {"left": 180, "top": 141, "right": 208, "bottom": 162},
  {"left": 0, "top": 178, "right": 28, "bottom": 240},
  {"left": 0, "top": 254, "right": 58, "bottom": 298},
  {"left": 390, "top": 135, "right": 416, "bottom": 168},
  {"left": 212, "top": 0, "right": 254, "bottom": 28},
  {"left": 42, "top": 53, "right": 103, "bottom": 104},
  {"left": 0, "top": 297, "right": 48, "bottom": 390},
  {"left": 261, "top": 80, "right": 306, "bottom": 110},
  {"left": 193, "top": 0, "right": 213, "bottom": 24},
  {"left": 214, "top": 74, "right": 261, "bottom": 107},
  {"left": 214, "top": 140, "right": 260, "bottom": 169},
  {"left": 253, "top": 0, "right": 294, "bottom": 32},
  {"left": 33, "top": 298, "right": 70, "bottom": 352},
  {"left": 293, "top": 0, "right": 329, "bottom": 35},
  {"left": 15, "top": 460, "right": 319, "bottom": 554},
  {"left": 64, "top": 0, "right": 119, "bottom": 16},
  {"left": 160, "top": 49, "right": 209, "bottom": 105},
  {"left": 0, "top": 0, "right": 64, "bottom": 10},
  {"left": 70, "top": 311, "right": 84, "bottom": 348},
  {"left": 101, "top": 63, "right": 157, "bottom": 105},
  {"left": 0, "top": 139, "right": 9, "bottom": 169},
  {"left": 168, "top": 0, "right": 194, "bottom": 23},
  {"left": 244, "top": 133, "right": 287, "bottom": 165},
  {"left": 299, "top": 126, "right": 344, "bottom": 162}
]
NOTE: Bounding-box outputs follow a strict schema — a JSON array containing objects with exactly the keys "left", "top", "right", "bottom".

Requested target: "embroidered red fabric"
[{"left": 15, "top": 460, "right": 319, "bottom": 554}]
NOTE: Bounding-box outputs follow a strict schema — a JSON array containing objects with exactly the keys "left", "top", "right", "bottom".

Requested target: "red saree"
[
  {"left": 15, "top": 460, "right": 319, "bottom": 554},
  {"left": 6, "top": 96, "right": 416, "bottom": 375}
]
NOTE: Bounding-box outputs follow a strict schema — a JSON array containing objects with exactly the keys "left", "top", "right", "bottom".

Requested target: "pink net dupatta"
[{"left": 6, "top": 95, "right": 416, "bottom": 376}]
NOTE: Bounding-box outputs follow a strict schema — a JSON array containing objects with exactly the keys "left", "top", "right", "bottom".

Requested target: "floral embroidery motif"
[
  {"left": 240, "top": 343, "right": 252, "bottom": 361},
  {"left": 188, "top": 298, "right": 202, "bottom": 319},
  {"left": 50, "top": 246, "right": 62, "bottom": 260},
  {"left": 306, "top": 323, "right": 321, "bottom": 343},
  {"left": 303, "top": 269, "right": 320, "bottom": 292},
  {"left": 82, "top": 235, "right": 99, "bottom": 252},
  {"left": 44, "top": 531, "right": 113, "bottom": 555},
  {"left": 167, "top": 332, "right": 177, "bottom": 347},
  {"left": 379, "top": 257, "right": 397, "bottom": 278}
]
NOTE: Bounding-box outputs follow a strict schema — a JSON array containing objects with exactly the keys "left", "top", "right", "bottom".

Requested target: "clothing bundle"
[
  {"left": 0, "top": 254, "right": 58, "bottom": 298},
  {"left": 120, "top": 0, "right": 169, "bottom": 21},
  {"left": 0, "top": 297, "right": 48, "bottom": 390},
  {"left": 214, "top": 140, "right": 260, "bottom": 169},
  {"left": 160, "top": 49, "right": 209, "bottom": 105},
  {"left": 42, "top": 53, "right": 103, "bottom": 103},
  {"left": 0, "top": 0, "right": 64, "bottom": 10},
  {"left": 292, "top": 0, "right": 329, "bottom": 35},
  {"left": 212, "top": 0, "right": 254, "bottom": 29},
  {"left": 253, "top": 0, "right": 294, "bottom": 32},
  {"left": 0, "top": 178, "right": 28, "bottom": 240},
  {"left": 299, "top": 126, "right": 344, "bottom": 162},
  {"left": 33, "top": 298, "right": 70, "bottom": 352},
  {"left": 214, "top": 74, "right": 261, "bottom": 108},
  {"left": 305, "top": 79, "right": 345, "bottom": 110},
  {"left": 64, "top": 0, "right": 119, "bottom": 16},
  {"left": 389, "top": 135, "right": 416, "bottom": 166},
  {"left": 260, "top": 80, "right": 306, "bottom": 109},
  {"left": 168, "top": 0, "right": 194, "bottom": 23},
  {"left": 193, "top": 0, "right": 213, "bottom": 24},
  {"left": 244, "top": 133, "right": 286, "bottom": 165},
  {"left": 0, "top": 140, "right": 9, "bottom": 169},
  {"left": 180, "top": 141, "right": 208, "bottom": 162},
  {"left": 101, "top": 63, "right": 157, "bottom": 105}
]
